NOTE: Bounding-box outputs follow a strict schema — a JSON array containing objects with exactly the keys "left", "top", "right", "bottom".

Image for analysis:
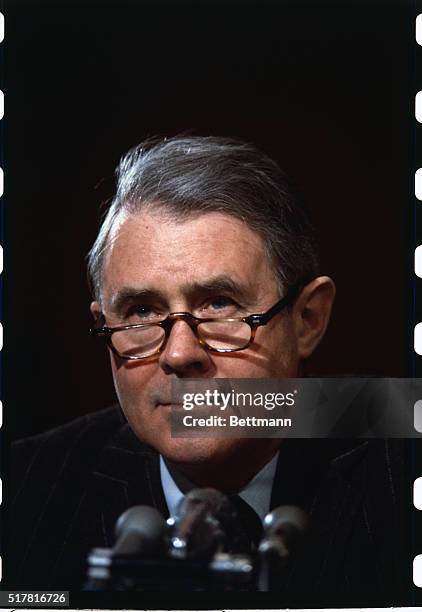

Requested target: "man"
[{"left": 7, "top": 137, "right": 409, "bottom": 604}]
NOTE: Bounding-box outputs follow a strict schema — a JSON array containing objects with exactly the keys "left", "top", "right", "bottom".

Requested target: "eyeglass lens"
[{"left": 111, "top": 320, "right": 252, "bottom": 357}]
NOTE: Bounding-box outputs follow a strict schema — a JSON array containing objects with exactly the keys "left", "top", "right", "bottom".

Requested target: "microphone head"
[
  {"left": 170, "top": 488, "right": 237, "bottom": 560},
  {"left": 175, "top": 488, "right": 236, "bottom": 524},
  {"left": 260, "top": 506, "right": 309, "bottom": 560},
  {"left": 114, "top": 505, "right": 167, "bottom": 555}
]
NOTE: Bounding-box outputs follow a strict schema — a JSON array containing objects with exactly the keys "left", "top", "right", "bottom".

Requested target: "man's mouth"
[
  {"left": 153, "top": 391, "right": 185, "bottom": 407},
  {"left": 155, "top": 400, "right": 184, "bottom": 410}
]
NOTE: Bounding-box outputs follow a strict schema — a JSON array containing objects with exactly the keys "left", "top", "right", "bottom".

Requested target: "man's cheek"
[
  {"left": 115, "top": 374, "right": 142, "bottom": 404},
  {"left": 111, "top": 367, "right": 137, "bottom": 409}
]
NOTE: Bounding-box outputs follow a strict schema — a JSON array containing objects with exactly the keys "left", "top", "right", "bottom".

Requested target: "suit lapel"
[
  {"left": 86, "top": 422, "right": 169, "bottom": 548},
  {"left": 52, "top": 421, "right": 169, "bottom": 587},
  {"left": 270, "top": 440, "right": 369, "bottom": 599}
]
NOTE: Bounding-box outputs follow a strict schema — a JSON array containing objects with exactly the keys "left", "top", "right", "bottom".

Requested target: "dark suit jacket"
[{"left": 4, "top": 405, "right": 413, "bottom": 606}]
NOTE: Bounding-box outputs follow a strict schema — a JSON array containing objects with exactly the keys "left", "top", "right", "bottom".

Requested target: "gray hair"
[{"left": 87, "top": 136, "right": 319, "bottom": 302}]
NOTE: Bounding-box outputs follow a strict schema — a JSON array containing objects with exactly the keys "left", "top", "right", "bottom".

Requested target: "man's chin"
[{"left": 156, "top": 436, "right": 244, "bottom": 466}]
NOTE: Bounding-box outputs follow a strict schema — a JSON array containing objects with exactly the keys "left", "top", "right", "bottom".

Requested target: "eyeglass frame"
[{"left": 91, "top": 284, "right": 302, "bottom": 360}]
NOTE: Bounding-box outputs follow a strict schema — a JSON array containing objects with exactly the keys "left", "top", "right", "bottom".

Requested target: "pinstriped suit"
[{"left": 5, "top": 405, "right": 412, "bottom": 606}]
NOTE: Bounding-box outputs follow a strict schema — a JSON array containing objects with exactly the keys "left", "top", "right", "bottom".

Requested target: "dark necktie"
[{"left": 229, "top": 494, "right": 263, "bottom": 551}]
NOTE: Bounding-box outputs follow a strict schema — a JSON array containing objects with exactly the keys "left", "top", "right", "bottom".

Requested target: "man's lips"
[
  {"left": 155, "top": 401, "right": 184, "bottom": 411},
  {"left": 154, "top": 393, "right": 185, "bottom": 407},
  {"left": 155, "top": 394, "right": 183, "bottom": 404}
]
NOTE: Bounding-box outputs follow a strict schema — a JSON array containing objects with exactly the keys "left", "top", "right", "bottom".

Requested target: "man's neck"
[{"left": 165, "top": 439, "right": 282, "bottom": 493}]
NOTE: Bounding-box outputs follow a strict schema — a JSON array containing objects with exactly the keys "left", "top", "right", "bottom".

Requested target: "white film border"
[
  {"left": 0, "top": 11, "right": 3, "bottom": 590},
  {"left": 418, "top": 13, "right": 422, "bottom": 46},
  {"left": 414, "top": 10, "right": 422, "bottom": 591}
]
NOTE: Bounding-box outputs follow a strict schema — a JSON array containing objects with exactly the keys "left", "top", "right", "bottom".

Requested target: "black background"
[{"left": 2, "top": 0, "right": 419, "bottom": 439}]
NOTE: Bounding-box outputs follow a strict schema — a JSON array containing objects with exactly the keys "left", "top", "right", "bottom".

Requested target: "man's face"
[{"left": 94, "top": 209, "right": 302, "bottom": 466}]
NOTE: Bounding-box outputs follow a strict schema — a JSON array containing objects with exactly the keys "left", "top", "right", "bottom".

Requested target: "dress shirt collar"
[{"left": 159, "top": 451, "right": 279, "bottom": 522}]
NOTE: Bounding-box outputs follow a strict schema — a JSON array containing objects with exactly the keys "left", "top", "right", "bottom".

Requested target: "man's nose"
[{"left": 158, "top": 319, "right": 213, "bottom": 375}]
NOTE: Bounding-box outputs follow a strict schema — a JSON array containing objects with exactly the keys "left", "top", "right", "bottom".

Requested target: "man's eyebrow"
[
  {"left": 181, "top": 275, "right": 255, "bottom": 304},
  {"left": 108, "top": 276, "right": 255, "bottom": 312}
]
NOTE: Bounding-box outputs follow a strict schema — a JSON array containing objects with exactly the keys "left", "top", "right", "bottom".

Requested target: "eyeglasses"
[{"left": 91, "top": 285, "right": 300, "bottom": 360}]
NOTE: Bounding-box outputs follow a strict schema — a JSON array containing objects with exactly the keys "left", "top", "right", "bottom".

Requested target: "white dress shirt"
[{"left": 160, "top": 451, "right": 279, "bottom": 521}]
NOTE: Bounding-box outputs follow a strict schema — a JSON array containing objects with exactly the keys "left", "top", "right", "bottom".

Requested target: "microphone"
[
  {"left": 258, "top": 505, "right": 309, "bottom": 591},
  {"left": 85, "top": 506, "right": 167, "bottom": 589},
  {"left": 259, "top": 505, "right": 309, "bottom": 561},
  {"left": 113, "top": 505, "right": 167, "bottom": 555},
  {"left": 87, "top": 499, "right": 256, "bottom": 590},
  {"left": 168, "top": 488, "right": 238, "bottom": 561}
]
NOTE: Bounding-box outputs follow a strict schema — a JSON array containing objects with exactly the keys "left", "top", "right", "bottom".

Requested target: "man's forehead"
[
  {"left": 102, "top": 209, "right": 278, "bottom": 299},
  {"left": 110, "top": 208, "right": 262, "bottom": 242}
]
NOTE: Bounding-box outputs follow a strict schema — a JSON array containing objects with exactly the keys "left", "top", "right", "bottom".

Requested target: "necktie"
[{"left": 229, "top": 494, "right": 263, "bottom": 552}]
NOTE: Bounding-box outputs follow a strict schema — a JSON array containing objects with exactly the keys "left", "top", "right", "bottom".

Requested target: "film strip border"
[
  {"left": 414, "top": 3, "right": 422, "bottom": 601},
  {"left": 0, "top": 10, "right": 3, "bottom": 586},
  {"left": 0, "top": 6, "right": 419, "bottom": 610}
]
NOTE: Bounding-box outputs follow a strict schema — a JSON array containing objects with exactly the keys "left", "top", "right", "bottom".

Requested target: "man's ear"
[
  {"left": 292, "top": 276, "right": 336, "bottom": 359},
  {"left": 90, "top": 301, "right": 102, "bottom": 322}
]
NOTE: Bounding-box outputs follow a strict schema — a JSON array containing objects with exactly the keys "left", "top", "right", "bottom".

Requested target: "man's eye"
[
  {"left": 201, "top": 296, "right": 239, "bottom": 315},
  {"left": 125, "top": 305, "right": 161, "bottom": 322},
  {"left": 209, "top": 297, "right": 233, "bottom": 309}
]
